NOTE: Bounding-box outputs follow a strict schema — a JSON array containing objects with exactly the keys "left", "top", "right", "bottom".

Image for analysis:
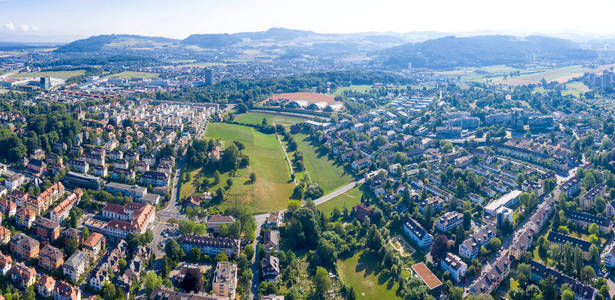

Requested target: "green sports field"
[
  {"left": 202, "top": 122, "right": 294, "bottom": 213},
  {"left": 235, "top": 112, "right": 308, "bottom": 127}
]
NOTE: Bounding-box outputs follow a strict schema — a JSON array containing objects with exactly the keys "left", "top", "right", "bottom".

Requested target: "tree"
[
  {"left": 583, "top": 172, "right": 596, "bottom": 189},
  {"left": 229, "top": 221, "right": 241, "bottom": 239},
  {"left": 562, "top": 289, "right": 575, "bottom": 300},
  {"left": 318, "top": 240, "right": 337, "bottom": 266},
  {"left": 366, "top": 225, "right": 384, "bottom": 252},
  {"left": 516, "top": 263, "right": 531, "bottom": 287},
  {"left": 103, "top": 282, "right": 118, "bottom": 300},
  {"left": 430, "top": 235, "right": 449, "bottom": 260},
  {"left": 118, "top": 258, "right": 127, "bottom": 272},
  {"left": 589, "top": 223, "right": 600, "bottom": 236},
  {"left": 24, "top": 286, "right": 35, "bottom": 300},
  {"left": 463, "top": 211, "right": 472, "bottom": 229},
  {"left": 250, "top": 172, "right": 256, "bottom": 183},
  {"left": 314, "top": 267, "right": 331, "bottom": 299},
  {"left": 582, "top": 265, "right": 596, "bottom": 281},
  {"left": 213, "top": 170, "right": 221, "bottom": 185},
  {"left": 143, "top": 271, "right": 163, "bottom": 295},
  {"left": 82, "top": 226, "right": 90, "bottom": 240},
  {"left": 590, "top": 244, "right": 600, "bottom": 266},
  {"left": 237, "top": 103, "right": 248, "bottom": 113},
  {"left": 215, "top": 252, "right": 229, "bottom": 262},
  {"left": 65, "top": 236, "right": 79, "bottom": 255},
  {"left": 181, "top": 267, "right": 203, "bottom": 293},
  {"left": 540, "top": 277, "right": 556, "bottom": 300},
  {"left": 424, "top": 204, "right": 433, "bottom": 229},
  {"left": 219, "top": 224, "right": 229, "bottom": 237},
  {"left": 190, "top": 247, "right": 201, "bottom": 261},
  {"left": 165, "top": 239, "right": 182, "bottom": 261},
  {"left": 487, "top": 237, "right": 502, "bottom": 253}
]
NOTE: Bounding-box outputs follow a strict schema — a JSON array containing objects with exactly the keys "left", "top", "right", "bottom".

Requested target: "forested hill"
[
  {"left": 375, "top": 35, "right": 597, "bottom": 69},
  {"left": 54, "top": 34, "right": 179, "bottom": 53},
  {"left": 180, "top": 28, "right": 318, "bottom": 48},
  {"left": 152, "top": 71, "right": 413, "bottom": 103}
]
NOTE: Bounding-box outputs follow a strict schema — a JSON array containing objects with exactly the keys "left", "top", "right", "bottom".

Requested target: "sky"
[{"left": 1, "top": 0, "right": 615, "bottom": 42}]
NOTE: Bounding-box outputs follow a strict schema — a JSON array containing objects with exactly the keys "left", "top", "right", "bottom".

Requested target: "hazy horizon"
[{"left": 2, "top": 0, "right": 615, "bottom": 43}]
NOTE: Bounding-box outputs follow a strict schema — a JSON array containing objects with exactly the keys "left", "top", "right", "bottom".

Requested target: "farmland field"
[
  {"left": 9, "top": 70, "right": 85, "bottom": 80},
  {"left": 293, "top": 134, "right": 354, "bottom": 194},
  {"left": 200, "top": 122, "right": 294, "bottom": 213},
  {"left": 235, "top": 112, "right": 308, "bottom": 127},
  {"left": 108, "top": 71, "right": 159, "bottom": 79},
  {"left": 338, "top": 250, "right": 401, "bottom": 300}
]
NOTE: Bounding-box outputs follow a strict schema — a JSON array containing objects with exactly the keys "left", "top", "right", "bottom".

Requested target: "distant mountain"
[
  {"left": 181, "top": 28, "right": 319, "bottom": 48},
  {"left": 234, "top": 27, "right": 317, "bottom": 41},
  {"left": 375, "top": 35, "right": 597, "bottom": 69},
  {"left": 55, "top": 34, "right": 178, "bottom": 53},
  {"left": 181, "top": 33, "right": 240, "bottom": 49}
]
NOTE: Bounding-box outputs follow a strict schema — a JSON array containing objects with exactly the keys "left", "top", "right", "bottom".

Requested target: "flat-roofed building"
[
  {"left": 411, "top": 263, "right": 442, "bottom": 296},
  {"left": 213, "top": 262, "right": 237, "bottom": 299}
]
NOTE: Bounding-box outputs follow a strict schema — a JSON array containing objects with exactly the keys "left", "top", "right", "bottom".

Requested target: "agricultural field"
[
  {"left": 235, "top": 112, "right": 307, "bottom": 128},
  {"left": 108, "top": 71, "right": 159, "bottom": 79},
  {"left": 200, "top": 122, "right": 294, "bottom": 213},
  {"left": 317, "top": 186, "right": 363, "bottom": 217},
  {"left": 435, "top": 63, "right": 615, "bottom": 86},
  {"left": 292, "top": 134, "right": 354, "bottom": 194},
  {"left": 333, "top": 84, "right": 373, "bottom": 96},
  {"left": 9, "top": 70, "right": 85, "bottom": 80},
  {"left": 337, "top": 250, "right": 402, "bottom": 300}
]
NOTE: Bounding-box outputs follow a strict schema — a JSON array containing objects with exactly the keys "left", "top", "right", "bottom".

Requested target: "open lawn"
[
  {"left": 293, "top": 134, "right": 354, "bottom": 194},
  {"left": 9, "top": 70, "right": 85, "bottom": 80},
  {"left": 333, "top": 85, "right": 373, "bottom": 96},
  {"left": 235, "top": 112, "right": 307, "bottom": 128},
  {"left": 179, "top": 167, "right": 203, "bottom": 200},
  {"left": 338, "top": 250, "right": 401, "bottom": 300},
  {"left": 108, "top": 71, "right": 159, "bottom": 79},
  {"left": 203, "top": 123, "right": 294, "bottom": 213},
  {"left": 317, "top": 186, "right": 363, "bottom": 216},
  {"left": 563, "top": 81, "right": 590, "bottom": 97}
]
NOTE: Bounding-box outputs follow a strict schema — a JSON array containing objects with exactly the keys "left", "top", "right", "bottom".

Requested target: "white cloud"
[
  {"left": 4, "top": 22, "right": 15, "bottom": 31},
  {"left": 2, "top": 22, "right": 38, "bottom": 32}
]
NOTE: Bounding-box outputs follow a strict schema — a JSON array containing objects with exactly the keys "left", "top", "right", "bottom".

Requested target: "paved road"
[{"left": 150, "top": 119, "right": 208, "bottom": 257}]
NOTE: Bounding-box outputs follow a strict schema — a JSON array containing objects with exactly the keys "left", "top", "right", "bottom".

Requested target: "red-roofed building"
[
  {"left": 82, "top": 232, "right": 105, "bottom": 259},
  {"left": 352, "top": 204, "right": 372, "bottom": 222}
]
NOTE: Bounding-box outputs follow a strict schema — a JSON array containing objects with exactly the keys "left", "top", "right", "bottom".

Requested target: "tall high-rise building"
[
  {"left": 205, "top": 68, "right": 214, "bottom": 85},
  {"left": 40, "top": 77, "right": 51, "bottom": 90}
]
